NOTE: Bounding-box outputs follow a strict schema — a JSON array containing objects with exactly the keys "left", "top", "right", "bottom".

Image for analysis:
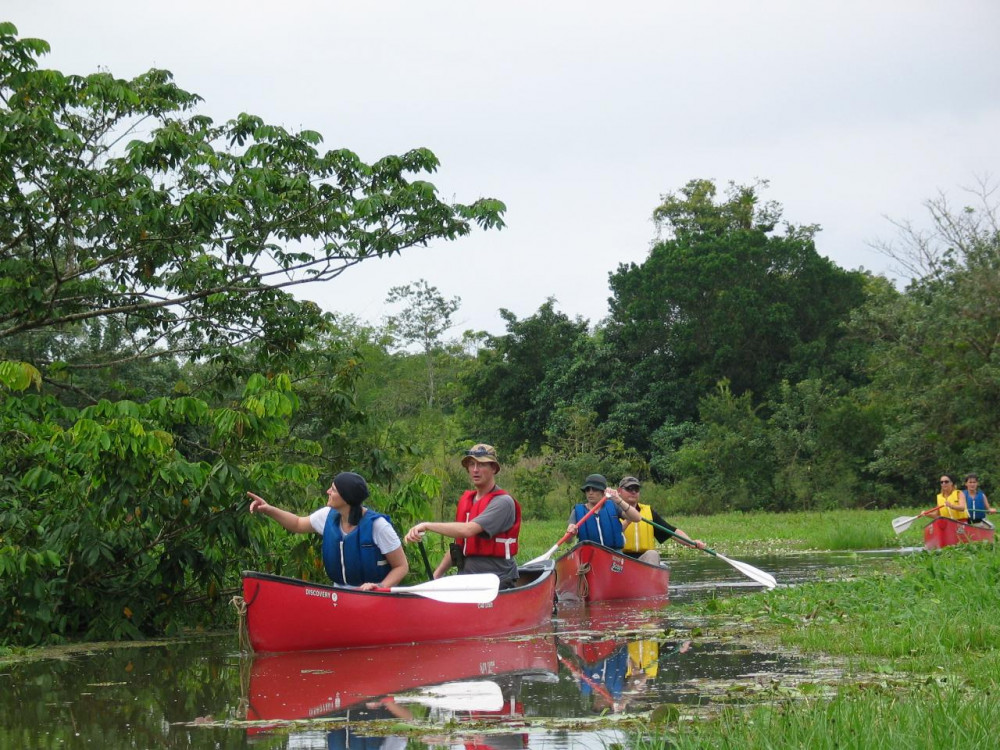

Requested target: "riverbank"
[{"left": 642, "top": 541, "right": 1000, "bottom": 748}]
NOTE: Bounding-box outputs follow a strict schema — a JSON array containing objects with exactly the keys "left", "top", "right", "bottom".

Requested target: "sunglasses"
[
  {"left": 464, "top": 448, "right": 494, "bottom": 458},
  {"left": 940, "top": 480, "right": 952, "bottom": 484},
  {"left": 621, "top": 485, "right": 640, "bottom": 492}
]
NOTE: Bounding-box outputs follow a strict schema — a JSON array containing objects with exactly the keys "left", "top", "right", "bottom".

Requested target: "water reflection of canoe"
[
  {"left": 246, "top": 636, "right": 559, "bottom": 721},
  {"left": 554, "top": 541, "right": 670, "bottom": 601},
  {"left": 923, "top": 517, "right": 996, "bottom": 550}
]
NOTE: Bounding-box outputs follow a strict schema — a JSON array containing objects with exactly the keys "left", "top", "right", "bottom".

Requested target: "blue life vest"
[
  {"left": 322, "top": 508, "right": 391, "bottom": 586},
  {"left": 573, "top": 502, "right": 625, "bottom": 550},
  {"left": 963, "top": 490, "right": 988, "bottom": 522}
]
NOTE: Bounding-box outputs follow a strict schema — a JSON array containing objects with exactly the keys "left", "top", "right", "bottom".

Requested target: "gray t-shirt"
[{"left": 460, "top": 491, "right": 519, "bottom": 586}]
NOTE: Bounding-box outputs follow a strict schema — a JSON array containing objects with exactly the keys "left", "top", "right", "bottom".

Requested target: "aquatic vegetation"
[
  {"left": 644, "top": 542, "right": 1000, "bottom": 747},
  {"left": 643, "top": 684, "right": 1000, "bottom": 749}
]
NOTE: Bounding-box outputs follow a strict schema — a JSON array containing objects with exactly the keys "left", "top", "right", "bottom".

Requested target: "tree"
[
  {"left": 0, "top": 24, "right": 504, "bottom": 381},
  {"left": 657, "top": 380, "right": 775, "bottom": 514},
  {"left": 855, "top": 180, "right": 1000, "bottom": 496},
  {"left": 0, "top": 367, "right": 323, "bottom": 644},
  {"left": 604, "top": 179, "right": 868, "bottom": 441},
  {"left": 462, "top": 299, "right": 590, "bottom": 452},
  {"left": 0, "top": 24, "right": 505, "bottom": 645},
  {"left": 383, "top": 279, "right": 461, "bottom": 407}
]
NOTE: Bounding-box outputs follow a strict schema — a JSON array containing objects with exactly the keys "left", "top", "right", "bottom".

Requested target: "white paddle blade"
[
  {"left": 395, "top": 680, "right": 504, "bottom": 712},
  {"left": 717, "top": 553, "right": 777, "bottom": 589},
  {"left": 389, "top": 573, "right": 500, "bottom": 604},
  {"left": 523, "top": 543, "right": 559, "bottom": 567},
  {"left": 891, "top": 515, "right": 918, "bottom": 534}
]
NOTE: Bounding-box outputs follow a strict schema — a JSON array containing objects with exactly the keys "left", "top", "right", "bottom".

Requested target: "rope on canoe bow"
[
  {"left": 576, "top": 562, "right": 591, "bottom": 600},
  {"left": 230, "top": 595, "right": 252, "bottom": 654}
]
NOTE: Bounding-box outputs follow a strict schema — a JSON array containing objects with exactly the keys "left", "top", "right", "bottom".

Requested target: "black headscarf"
[{"left": 333, "top": 471, "right": 369, "bottom": 526}]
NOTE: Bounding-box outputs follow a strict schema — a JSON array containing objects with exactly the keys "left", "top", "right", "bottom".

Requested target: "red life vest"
[{"left": 456, "top": 488, "right": 521, "bottom": 559}]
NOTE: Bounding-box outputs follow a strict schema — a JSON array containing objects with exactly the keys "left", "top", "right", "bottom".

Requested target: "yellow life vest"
[
  {"left": 937, "top": 490, "right": 968, "bottom": 521},
  {"left": 622, "top": 504, "right": 657, "bottom": 553}
]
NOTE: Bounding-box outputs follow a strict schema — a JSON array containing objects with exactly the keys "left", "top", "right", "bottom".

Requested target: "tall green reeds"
[
  {"left": 645, "top": 542, "right": 1000, "bottom": 748},
  {"left": 640, "top": 686, "right": 1000, "bottom": 749}
]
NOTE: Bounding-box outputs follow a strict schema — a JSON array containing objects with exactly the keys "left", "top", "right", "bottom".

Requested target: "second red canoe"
[{"left": 554, "top": 541, "right": 670, "bottom": 602}]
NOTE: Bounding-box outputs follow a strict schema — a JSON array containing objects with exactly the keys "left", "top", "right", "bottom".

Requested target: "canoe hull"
[
  {"left": 923, "top": 517, "right": 995, "bottom": 550},
  {"left": 242, "top": 563, "right": 555, "bottom": 653},
  {"left": 554, "top": 541, "right": 669, "bottom": 602}
]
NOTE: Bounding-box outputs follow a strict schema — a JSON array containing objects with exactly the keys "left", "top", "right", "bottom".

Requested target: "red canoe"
[
  {"left": 923, "top": 517, "right": 996, "bottom": 550},
  {"left": 241, "top": 563, "right": 556, "bottom": 653},
  {"left": 554, "top": 541, "right": 670, "bottom": 602},
  {"left": 246, "top": 635, "right": 559, "bottom": 722}
]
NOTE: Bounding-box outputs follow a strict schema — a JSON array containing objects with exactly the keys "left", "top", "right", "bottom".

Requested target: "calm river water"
[{"left": 1, "top": 550, "right": 911, "bottom": 749}]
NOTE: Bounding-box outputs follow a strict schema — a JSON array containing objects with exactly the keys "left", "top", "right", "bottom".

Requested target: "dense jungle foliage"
[{"left": 2, "top": 24, "right": 999, "bottom": 646}]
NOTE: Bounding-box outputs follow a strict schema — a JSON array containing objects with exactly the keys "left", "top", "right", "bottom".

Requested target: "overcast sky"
[{"left": 8, "top": 1, "right": 1000, "bottom": 337}]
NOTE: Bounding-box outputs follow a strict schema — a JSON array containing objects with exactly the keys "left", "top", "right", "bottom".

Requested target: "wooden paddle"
[
  {"left": 641, "top": 517, "right": 778, "bottom": 589},
  {"left": 523, "top": 494, "right": 610, "bottom": 566},
  {"left": 372, "top": 573, "right": 500, "bottom": 604},
  {"left": 891, "top": 507, "right": 938, "bottom": 534}
]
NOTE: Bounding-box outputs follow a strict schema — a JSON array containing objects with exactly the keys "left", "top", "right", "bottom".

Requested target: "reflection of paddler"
[
  {"left": 627, "top": 640, "right": 659, "bottom": 678},
  {"left": 582, "top": 648, "right": 627, "bottom": 701},
  {"left": 558, "top": 652, "right": 624, "bottom": 710},
  {"left": 561, "top": 639, "right": 691, "bottom": 714},
  {"left": 559, "top": 641, "right": 629, "bottom": 701}
]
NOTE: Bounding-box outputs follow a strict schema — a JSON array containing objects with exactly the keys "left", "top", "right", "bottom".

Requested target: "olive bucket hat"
[{"left": 461, "top": 443, "right": 501, "bottom": 473}]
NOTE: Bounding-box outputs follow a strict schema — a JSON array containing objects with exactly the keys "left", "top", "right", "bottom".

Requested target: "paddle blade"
[
  {"left": 715, "top": 552, "right": 778, "bottom": 589},
  {"left": 892, "top": 515, "right": 918, "bottom": 534},
  {"left": 394, "top": 680, "right": 504, "bottom": 712},
  {"left": 388, "top": 573, "right": 500, "bottom": 604},
  {"left": 523, "top": 541, "right": 563, "bottom": 566},
  {"left": 892, "top": 508, "right": 937, "bottom": 535}
]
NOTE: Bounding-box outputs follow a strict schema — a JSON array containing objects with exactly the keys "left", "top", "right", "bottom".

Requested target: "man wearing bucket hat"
[
  {"left": 405, "top": 443, "right": 522, "bottom": 589},
  {"left": 247, "top": 471, "right": 409, "bottom": 590},
  {"left": 617, "top": 476, "right": 704, "bottom": 565},
  {"left": 566, "top": 473, "right": 642, "bottom": 550}
]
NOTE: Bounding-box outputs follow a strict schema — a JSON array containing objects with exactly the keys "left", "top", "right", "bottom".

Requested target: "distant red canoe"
[
  {"left": 241, "top": 563, "right": 555, "bottom": 653},
  {"left": 923, "top": 517, "right": 996, "bottom": 550},
  {"left": 246, "top": 635, "right": 559, "bottom": 722},
  {"left": 554, "top": 541, "right": 670, "bottom": 602}
]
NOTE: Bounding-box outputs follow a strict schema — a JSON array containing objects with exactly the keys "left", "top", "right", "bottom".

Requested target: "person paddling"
[
  {"left": 617, "top": 476, "right": 705, "bottom": 565},
  {"left": 961, "top": 474, "right": 996, "bottom": 525},
  {"left": 404, "top": 444, "right": 522, "bottom": 590},
  {"left": 566, "top": 474, "right": 641, "bottom": 550},
  {"left": 247, "top": 472, "right": 408, "bottom": 591},
  {"left": 932, "top": 474, "right": 968, "bottom": 522}
]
